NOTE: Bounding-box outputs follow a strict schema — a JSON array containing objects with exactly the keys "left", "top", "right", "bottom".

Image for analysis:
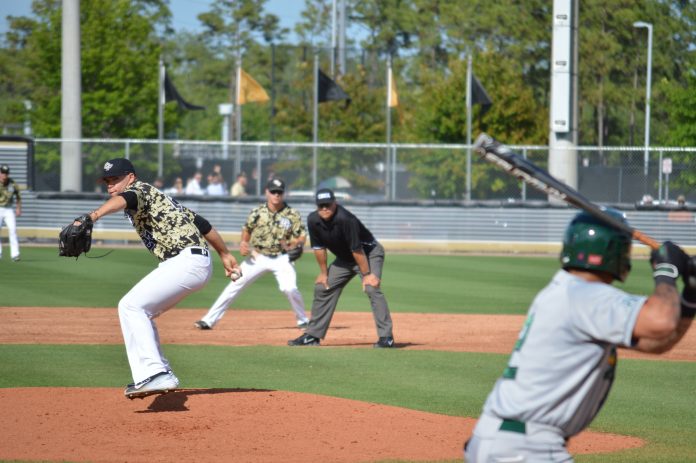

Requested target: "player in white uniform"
[
  {"left": 0, "top": 164, "right": 22, "bottom": 261},
  {"left": 79, "top": 158, "right": 240, "bottom": 399},
  {"left": 195, "top": 178, "right": 309, "bottom": 329},
  {"left": 465, "top": 209, "right": 695, "bottom": 462}
]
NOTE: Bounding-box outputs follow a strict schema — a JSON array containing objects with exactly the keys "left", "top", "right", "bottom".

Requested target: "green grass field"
[{"left": 1, "top": 246, "right": 695, "bottom": 463}]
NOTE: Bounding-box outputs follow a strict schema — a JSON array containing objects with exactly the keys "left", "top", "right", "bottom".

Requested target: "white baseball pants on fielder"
[
  {"left": 118, "top": 247, "right": 212, "bottom": 384},
  {"left": 0, "top": 207, "right": 19, "bottom": 259},
  {"left": 200, "top": 253, "right": 308, "bottom": 327}
]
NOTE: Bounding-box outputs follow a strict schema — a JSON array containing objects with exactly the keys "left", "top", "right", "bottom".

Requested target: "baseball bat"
[{"left": 473, "top": 133, "right": 660, "bottom": 250}]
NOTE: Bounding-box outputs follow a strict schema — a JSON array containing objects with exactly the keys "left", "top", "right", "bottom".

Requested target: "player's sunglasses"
[
  {"left": 317, "top": 203, "right": 333, "bottom": 209},
  {"left": 269, "top": 190, "right": 284, "bottom": 195}
]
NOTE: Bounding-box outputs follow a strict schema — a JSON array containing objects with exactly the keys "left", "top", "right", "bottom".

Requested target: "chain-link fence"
[{"left": 27, "top": 139, "right": 696, "bottom": 205}]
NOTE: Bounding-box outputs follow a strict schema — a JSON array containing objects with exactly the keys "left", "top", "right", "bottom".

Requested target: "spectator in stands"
[
  {"left": 230, "top": 172, "right": 248, "bottom": 197},
  {"left": 668, "top": 195, "right": 693, "bottom": 223},
  {"left": 212, "top": 164, "right": 228, "bottom": 192},
  {"left": 185, "top": 171, "right": 204, "bottom": 195},
  {"left": 206, "top": 173, "right": 226, "bottom": 196},
  {"left": 153, "top": 177, "right": 165, "bottom": 190},
  {"left": 677, "top": 195, "right": 687, "bottom": 209},
  {"left": 165, "top": 177, "right": 184, "bottom": 196}
]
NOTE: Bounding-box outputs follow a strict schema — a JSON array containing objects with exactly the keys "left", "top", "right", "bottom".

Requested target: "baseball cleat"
[
  {"left": 194, "top": 320, "right": 211, "bottom": 330},
  {"left": 124, "top": 371, "right": 179, "bottom": 400},
  {"left": 288, "top": 333, "right": 320, "bottom": 346},
  {"left": 373, "top": 337, "right": 395, "bottom": 348},
  {"left": 296, "top": 321, "right": 309, "bottom": 329}
]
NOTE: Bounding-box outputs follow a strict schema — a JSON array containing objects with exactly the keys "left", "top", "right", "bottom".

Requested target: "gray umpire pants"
[{"left": 306, "top": 242, "right": 394, "bottom": 340}]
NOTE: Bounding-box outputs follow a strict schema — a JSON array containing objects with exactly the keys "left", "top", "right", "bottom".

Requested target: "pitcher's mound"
[{"left": 0, "top": 388, "right": 643, "bottom": 463}]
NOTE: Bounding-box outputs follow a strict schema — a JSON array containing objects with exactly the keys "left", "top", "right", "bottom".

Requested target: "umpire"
[{"left": 288, "top": 188, "right": 395, "bottom": 348}]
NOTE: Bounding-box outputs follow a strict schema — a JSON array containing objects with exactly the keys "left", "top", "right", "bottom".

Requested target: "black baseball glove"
[
  {"left": 286, "top": 244, "right": 304, "bottom": 262},
  {"left": 59, "top": 214, "right": 94, "bottom": 258}
]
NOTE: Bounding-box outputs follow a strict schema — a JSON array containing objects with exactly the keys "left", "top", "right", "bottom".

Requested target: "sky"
[{"left": 0, "top": 0, "right": 305, "bottom": 38}]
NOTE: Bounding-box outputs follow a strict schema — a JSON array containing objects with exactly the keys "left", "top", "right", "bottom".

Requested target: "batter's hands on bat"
[
  {"left": 316, "top": 272, "right": 329, "bottom": 289},
  {"left": 681, "top": 256, "right": 696, "bottom": 312},
  {"left": 650, "top": 241, "right": 689, "bottom": 286}
]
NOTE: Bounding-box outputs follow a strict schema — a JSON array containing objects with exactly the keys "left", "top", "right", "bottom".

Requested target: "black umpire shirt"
[{"left": 307, "top": 204, "right": 377, "bottom": 263}]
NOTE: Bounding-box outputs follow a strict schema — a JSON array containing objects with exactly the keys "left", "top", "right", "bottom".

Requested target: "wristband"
[
  {"left": 361, "top": 271, "right": 371, "bottom": 277},
  {"left": 653, "top": 263, "right": 679, "bottom": 286}
]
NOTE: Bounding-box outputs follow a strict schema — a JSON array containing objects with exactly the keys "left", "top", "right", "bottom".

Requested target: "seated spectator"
[
  {"left": 185, "top": 171, "right": 204, "bottom": 195},
  {"left": 152, "top": 177, "right": 165, "bottom": 190},
  {"left": 668, "top": 195, "right": 693, "bottom": 222},
  {"left": 212, "top": 164, "right": 228, "bottom": 191},
  {"left": 165, "top": 177, "right": 184, "bottom": 196},
  {"left": 677, "top": 195, "right": 687, "bottom": 209},
  {"left": 206, "top": 173, "right": 226, "bottom": 196},
  {"left": 230, "top": 172, "right": 248, "bottom": 197}
]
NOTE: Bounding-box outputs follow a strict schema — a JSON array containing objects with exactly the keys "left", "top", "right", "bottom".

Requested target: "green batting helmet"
[{"left": 560, "top": 209, "right": 632, "bottom": 282}]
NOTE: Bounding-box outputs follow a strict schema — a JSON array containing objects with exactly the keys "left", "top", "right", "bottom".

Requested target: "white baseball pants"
[
  {"left": 464, "top": 413, "right": 572, "bottom": 463},
  {"left": 200, "top": 253, "right": 308, "bottom": 327},
  {"left": 0, "top": 207, "right": 19, "bottom": 259},
  {"left": 118, "top": 247, "right": 212, "bottom": 384}
]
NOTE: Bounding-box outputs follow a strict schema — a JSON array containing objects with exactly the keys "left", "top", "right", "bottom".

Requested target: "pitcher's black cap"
[{"left": 100, "top": 158, "right": 136, "bottom": 179}]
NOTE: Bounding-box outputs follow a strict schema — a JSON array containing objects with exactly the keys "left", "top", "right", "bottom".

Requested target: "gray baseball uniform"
[{"left": 465, "top": 269, "right": 645, "bottom": 462}]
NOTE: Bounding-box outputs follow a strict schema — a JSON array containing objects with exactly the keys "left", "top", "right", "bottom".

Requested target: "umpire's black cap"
[
  {"left": 315, "top": 188, "right": 336, "bottom": 205},
  {"left": 0, "top": 164, "right": 9, "bottom": 174},
  {"left": 100, "top": 158, "right": 136, "bottom": 179}
]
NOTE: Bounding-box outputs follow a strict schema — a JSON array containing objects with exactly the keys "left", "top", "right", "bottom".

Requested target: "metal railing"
[{"left": 15, "top": 139, "right": 696, "bottom": 204}]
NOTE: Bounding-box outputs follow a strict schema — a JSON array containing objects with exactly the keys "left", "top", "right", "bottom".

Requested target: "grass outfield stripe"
[{"left": 0, "top": 247, "right": 656, "bottom": 313}]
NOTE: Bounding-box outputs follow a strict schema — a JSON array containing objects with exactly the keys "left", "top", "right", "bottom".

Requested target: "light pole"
[
  {"left": 633, "top": 21, "right": 652, "bottom": 177},
  {"left": 218, "top": 104, "right": 233, "bottom": 161}
]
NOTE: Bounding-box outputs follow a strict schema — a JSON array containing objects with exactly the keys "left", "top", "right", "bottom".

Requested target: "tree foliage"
[{"left": 2, "top": 0, "right": 696, "bottom": 195}]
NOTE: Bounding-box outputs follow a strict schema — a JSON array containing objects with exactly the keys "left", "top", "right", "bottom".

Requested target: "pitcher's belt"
[
  {"left": 255, "top": 248, "right": 281, "bottom": 257},
  {"left": 188, "top": 247, "right": 209, "bottom": 256}
]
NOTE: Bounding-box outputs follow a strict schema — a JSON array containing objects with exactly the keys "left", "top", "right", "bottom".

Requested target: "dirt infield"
[{"left": 3, "top": 307, "right": 693, "bottom": 462}]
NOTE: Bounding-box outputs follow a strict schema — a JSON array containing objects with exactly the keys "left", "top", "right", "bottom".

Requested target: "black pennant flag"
[
  {"left": 164, "top": 70, "right": 205, "bottom": 111},
  {"left": 471, "top": 74, "right": 492, "bottom": 115},
  {"left": 317, "top": 69, "right": 351, "bottom": 107}
]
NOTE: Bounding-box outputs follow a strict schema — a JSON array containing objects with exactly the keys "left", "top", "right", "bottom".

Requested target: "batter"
[{"left": 465, "top": 209, "right": 695, "bottom": 462}]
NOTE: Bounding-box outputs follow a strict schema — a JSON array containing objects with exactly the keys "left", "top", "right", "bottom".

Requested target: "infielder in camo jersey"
[
  {"left": 195, "top": 178, "right": 309, "bottom": 329},
  {"left": 0, "top": 164, "right": 22, "bottom": 261},
  {"left": 79, "top": 158, "right": 240, "bottom": 399},
  {"left": 464, "top": 209, "right": 695, "bottom": 463}
]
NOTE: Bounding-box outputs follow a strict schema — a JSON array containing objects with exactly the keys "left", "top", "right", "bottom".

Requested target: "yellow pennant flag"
[
  {"left": 388, "top": 67, "right": 399, "bottom": 108},
  {"left": 237, "top": 69, "right": 270, "bottom": 105}
]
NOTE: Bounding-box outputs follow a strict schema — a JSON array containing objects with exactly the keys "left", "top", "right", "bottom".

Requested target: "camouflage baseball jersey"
[
  {"left": 122, "top": 180, "right": 207, "bottom": 261},
  {"left": 0, "top": 178, "right": 21, "bottom": 207},
  {"left": 244, "top": 203, "right": 305, "bottom": 256}
]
